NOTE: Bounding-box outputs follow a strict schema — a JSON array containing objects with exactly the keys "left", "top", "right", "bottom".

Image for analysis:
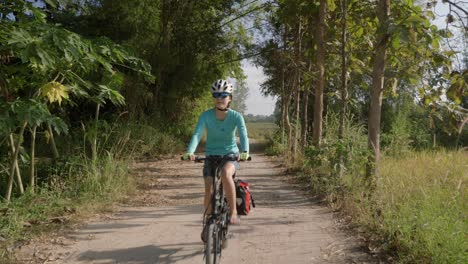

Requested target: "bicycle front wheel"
[{"left": 205, "top": 223, "right": 220, "bottom": 264}]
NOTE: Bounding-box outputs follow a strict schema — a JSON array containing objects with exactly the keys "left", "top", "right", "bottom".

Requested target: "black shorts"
[{"left": 203, "top": 157, "right": 240, "bottom": 178}]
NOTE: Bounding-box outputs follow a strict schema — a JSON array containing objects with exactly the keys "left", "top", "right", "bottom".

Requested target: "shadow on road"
[{"left": 77, "top": 243, "right": 203, "bottom": 264}]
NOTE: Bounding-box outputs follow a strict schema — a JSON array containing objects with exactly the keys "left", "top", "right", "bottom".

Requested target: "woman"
[{"left": 183, "top": 79, "right": 250, "bottom": 227}]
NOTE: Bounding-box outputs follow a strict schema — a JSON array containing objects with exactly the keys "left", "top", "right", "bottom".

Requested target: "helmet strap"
[{"left": 216, "top": 107, "right": 228, "bottom": 112}]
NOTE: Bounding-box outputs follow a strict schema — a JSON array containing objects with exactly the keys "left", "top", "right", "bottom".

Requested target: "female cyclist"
[{"left": 183, "top": 79, "right": 250, "bottom": 226}]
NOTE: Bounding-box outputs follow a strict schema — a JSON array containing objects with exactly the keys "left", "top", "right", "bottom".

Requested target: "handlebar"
[
  {"left": 181, "top": 155, "right": 252, "bottom": 162},
  {"left": 195, "top": 156, "right": 252, "bottom": 162}
]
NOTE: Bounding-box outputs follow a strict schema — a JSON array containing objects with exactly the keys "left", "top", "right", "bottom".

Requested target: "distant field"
[{"left": 246, "top": 122, "right": 278, "bottom": 141}]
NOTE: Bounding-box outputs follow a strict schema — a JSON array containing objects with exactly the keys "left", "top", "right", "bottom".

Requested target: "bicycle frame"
[{"left": 196, "top": 155, "right": 236, "bottom": 264}]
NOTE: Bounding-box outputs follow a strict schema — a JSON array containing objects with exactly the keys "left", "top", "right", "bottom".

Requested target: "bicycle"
[{"left": 192, "top": 154, "right": 250, "bottom": 264}]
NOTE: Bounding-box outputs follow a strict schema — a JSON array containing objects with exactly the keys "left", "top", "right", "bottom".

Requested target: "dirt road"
[{"left": 17, "top": 153, "right": 379, "bottom": 264}]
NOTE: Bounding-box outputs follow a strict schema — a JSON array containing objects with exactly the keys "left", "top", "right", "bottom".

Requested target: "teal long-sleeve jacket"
[{"left": 186, "top": 108, "right": 249, "bottom": 155}]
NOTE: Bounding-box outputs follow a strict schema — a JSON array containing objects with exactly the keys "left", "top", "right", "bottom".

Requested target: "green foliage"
[
  {"left": 0, "top": 1, "right": 154, "bottom": 165},
  {"left": 302, "top": 112, "right": 369, "bottom": 196},
  {"left": 446, "top": 70, "right": 467, "bottom": 105},
  {"left": 264, "top": 131, "right": 286, "bottom": 156},
  {"left": 0, "top": 99, "right": 64, "bottom": 136},
  {"left": 381, "top": 110, "right": 413, "bottom": 157},
  {"left": 408, "top": 111, "right": 433, "bottom": 149},
  {"left": 0, "top": 3, "right": 154, "bottom": 121},
  {"left": 66, "top": 0, "right": 253, "bottom": 132}
]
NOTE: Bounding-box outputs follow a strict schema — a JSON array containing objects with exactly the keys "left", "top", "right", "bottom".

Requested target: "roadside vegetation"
[
  {"left": 0, "top": 121, "right": 185, "bottom": 260},
  {"left": 258, "top": 1, "right": 467, "bottom": 263},
  {"left": 265, "top": 107, "right": 466, "bottom": 263},
  {"left": 0, "top": 1, "right": 254, "bottom": 261},
  {"left": 280, "top": 114, "right": 467, "bottom": 263}
]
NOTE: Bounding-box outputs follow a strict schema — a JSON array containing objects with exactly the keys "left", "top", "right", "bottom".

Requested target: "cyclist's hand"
[
  {"left": 239, "top": 152, "right": 250, "bottom": 161},
  {"left": 182, "top": 153, "right": 195, "bottom": 161}
]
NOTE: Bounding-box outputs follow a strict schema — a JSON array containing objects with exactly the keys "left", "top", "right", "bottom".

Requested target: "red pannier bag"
[{"left": 235, "top": 179, "right": 255, "bottom": 215}]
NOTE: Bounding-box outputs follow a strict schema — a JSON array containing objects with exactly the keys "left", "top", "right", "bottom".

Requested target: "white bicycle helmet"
[{"left": 211, "top": 79, "right": 233, "bottom": 94}]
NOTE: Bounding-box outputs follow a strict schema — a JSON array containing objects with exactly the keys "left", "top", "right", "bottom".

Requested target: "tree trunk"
[
  {"left": 455, "top": 117, "right": 468, "bottom": 150},
  {"left": 285, "top": 98, "right": 292, "bottom": 146},
  {"left": 338, "top": 0, "right": 349, "bottom": 177},
  {"left": 292, "top": 80, "right": 301, "bottom": 161},
  {"left": 6, "top": 122, "right": 27, "bottom": 201},
  {"left": 292, "top": 17, "right": 303, "bottom": 161},
  {"left": 312, "top": 0, "right": 327, "bottom": 147},
  {"left": 280, "top": 26, "right": 287, "bottom": 145},
  {"left": 301, "top": 82, "right": 309, "bottom": 147},
  {"left": 429, "top": 109, "right": 436, "bottom": 148},
  {"left": 30, "top": 125, "right": 37, "bottom": 192},
  {"left": 155, "top": 0, "right": 175, "bottom": 112},
  {"left": 281, "top": 69, "right": 286, "bottom": 145},
  {"left": 9, "top": 133, "right": 24, "bottom": 194},
  {"left": 285, "top": 86, "right": 293, "bottom": 152},
  {"left": 367, "top": 0, "right": 390, "bottom": 184},
  {"left": 92, "top": 103, "right": 100, "bottom": 163},
  {"left": 47, "top": 124, "right": 59, "bottom": 159}
]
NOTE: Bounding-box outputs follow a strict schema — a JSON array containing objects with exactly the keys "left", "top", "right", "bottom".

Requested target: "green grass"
[
  {"left": 246, "top": 122, "right": 277, "bottom": 141},
  {"left": 376, "top": 151, "right": 467, "bottom": 263},
  {"left": 0, "top": 154, "right": 135, "bottom": 262},
  {"left": 97, "top": 121, "right": 185, "bottom": 160},
  {"left": 341, "top": 151, "right": 467, "bottom": 263}
]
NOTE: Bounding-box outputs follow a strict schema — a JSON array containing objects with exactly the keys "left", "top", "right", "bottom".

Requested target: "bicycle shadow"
[{"left": 77, "top": 242, "right": 203, "bottom": 264}]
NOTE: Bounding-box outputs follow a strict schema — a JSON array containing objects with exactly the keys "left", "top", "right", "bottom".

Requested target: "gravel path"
[{"left": 17, "top": 153, "right": 379, "bottom": 264}]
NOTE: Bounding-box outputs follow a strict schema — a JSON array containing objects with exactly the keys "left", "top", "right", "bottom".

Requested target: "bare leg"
[
  {"left": 220, "top": 162, "right": 238, "bottom": 222},
  {"left": 204, "top": 177, "right": 213, "bottom": 215}
]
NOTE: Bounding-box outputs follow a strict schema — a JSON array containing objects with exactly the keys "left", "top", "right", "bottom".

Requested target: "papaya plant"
[{"left": 0, "top": 2, "right": 154, "bottom": 200}]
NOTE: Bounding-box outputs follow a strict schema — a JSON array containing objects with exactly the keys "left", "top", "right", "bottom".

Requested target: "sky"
[
  {"left": 241, "top": 1, "right": 465, "bottom": 116},
  {"left": 240, "top": 1, "right": 277, "bottom": 116},
  {"left": 242, "top": 60, "right": 276, "bottom": 116}
]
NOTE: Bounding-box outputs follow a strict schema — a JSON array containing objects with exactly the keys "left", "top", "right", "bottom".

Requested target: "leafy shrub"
[
  {"left": 302, "top": 112, "right": 369, "bottom": 197},
  {"left": 382, "top": 112, "right": 413, "bottom": 157},
  {"left": 264, "top": 130, "right": 286, "bottom": 156}
]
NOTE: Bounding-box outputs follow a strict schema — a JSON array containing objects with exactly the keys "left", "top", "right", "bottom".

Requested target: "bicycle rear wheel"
[{"left": 204, "top": 223, "right": 220, "bottom": 264}]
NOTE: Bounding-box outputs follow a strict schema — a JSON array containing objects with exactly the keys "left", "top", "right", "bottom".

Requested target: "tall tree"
[
  {"left": 301, "top": 63, "right": 311, "bottom": 147},
  {"left": 312, "top": 0, "right": 327, "bottom": 147},
  {"left": 338, "top": 0, "right": 349, "bottom": 177},
  {"left": 292, "top": 16, "right": 304, "bottom": 160},
  {"left": 231, "top": 77, "right": 249, "bottom": 114},
  {"left": 367, "top": 0, "right": 390, "bottom": 182}
]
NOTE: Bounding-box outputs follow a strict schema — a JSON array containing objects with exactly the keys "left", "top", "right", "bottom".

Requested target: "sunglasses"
[{"left": 212, "top": 92, "right": 230, "bottom": 99}]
